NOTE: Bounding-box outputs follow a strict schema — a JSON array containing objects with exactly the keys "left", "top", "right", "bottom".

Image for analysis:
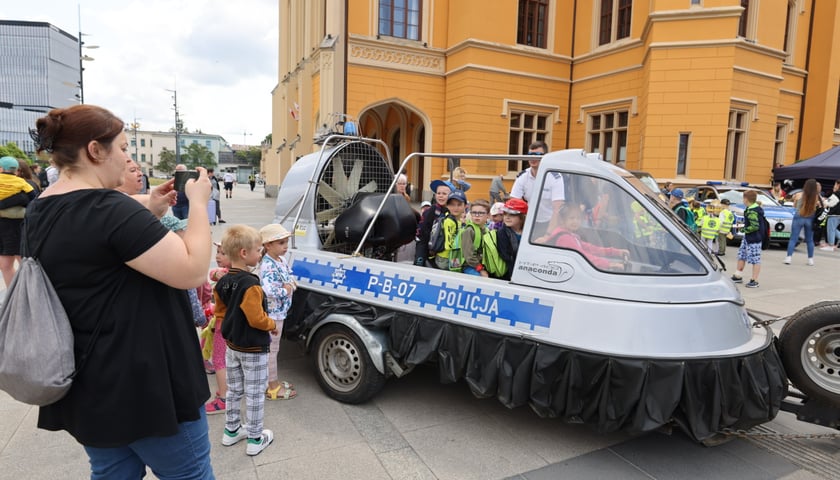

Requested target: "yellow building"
[{"left": 268, "top": 0, "right": 840, "bottom": 199}]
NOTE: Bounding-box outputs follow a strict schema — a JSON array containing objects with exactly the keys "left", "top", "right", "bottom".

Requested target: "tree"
[
  {"left": 0, "top": 142, "right": 31, "bottom": 162},
  {"left": 157, "top": 147, "right": 177, "bottom": 174},
  {"left": 182, "top": 143, "right": 216, "bottom": 169},
  {"left": 234, "top": 146, "right": 262, "bottom": 168}
]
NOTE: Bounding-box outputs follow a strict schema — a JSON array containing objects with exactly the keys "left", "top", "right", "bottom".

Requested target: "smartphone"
[{"left": 173, "top": 170, "right": 200, "bottom": 191}]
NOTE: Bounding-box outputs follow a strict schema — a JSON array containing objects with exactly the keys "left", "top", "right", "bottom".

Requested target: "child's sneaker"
[
  {"left": 205, "top": 396, "right": 226, "bottom": 415},
  {"left": 221, "top": 425, "right": 248, "bottom": 446},
  {"left": 745, "top": 280, "right": 759, "bottom": 288},
  {"left": 783, "top": 256, "right": 791, "bottom": 264},
  {"left": 246, "top": 429, "right": 274, "bottom": 456},
  {"left": 730, "top": 275, "right": 743, "bottom": 283},
  {"left": 204, "top": 360, "right": 215, "bottom": 374},
  {"left": 807, "top": 258, "right": 814, "bottom": 266}
]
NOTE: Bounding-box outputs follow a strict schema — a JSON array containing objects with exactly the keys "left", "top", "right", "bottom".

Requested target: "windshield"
[
  {"left": 634, "top": 174, "right": 659, "bottom": 195},
  {"left": 719, "top": 189, "right": 779, "bottom": 207},
  {"left": 529, "top": 172, "right": 709, "bottom": 275}
]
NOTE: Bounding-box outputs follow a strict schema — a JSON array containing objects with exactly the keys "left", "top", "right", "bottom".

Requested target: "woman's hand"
[
  {"left": 149, "top": 179, "right": 177, "bottom": 217},
  {"left": 185, "top": 167, "right": 211, "bottom": 205}
]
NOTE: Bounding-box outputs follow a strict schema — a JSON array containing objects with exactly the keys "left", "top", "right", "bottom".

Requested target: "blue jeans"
[
  {"left": 827, "top": 216, "right": 840, "bottom": 246},
  {"left": 171, "top": 204, "right": 189, "bottom": 220},
  {"left": 786, "top": 214, "right": 814, "bottom": 258},
  {"left": 84, "top": 408, "right": 214, "bottom": 480}
]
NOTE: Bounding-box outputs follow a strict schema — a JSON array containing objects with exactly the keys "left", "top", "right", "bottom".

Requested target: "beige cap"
[{"left": 260, "top": 224, "right": 291, "bottom": 243}]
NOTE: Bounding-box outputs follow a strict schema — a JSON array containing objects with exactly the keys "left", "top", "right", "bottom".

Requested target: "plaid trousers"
[{"left": 225, "top": 348, "right": 269, "bottom": 439}]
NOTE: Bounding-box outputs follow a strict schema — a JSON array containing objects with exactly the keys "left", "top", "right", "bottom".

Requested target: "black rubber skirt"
[{"left": 287, "top": 291, "right": 788, "bottom": 442}]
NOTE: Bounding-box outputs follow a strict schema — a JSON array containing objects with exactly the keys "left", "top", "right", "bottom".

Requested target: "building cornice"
[
  {"left": 446, "top": 38, "right": 571, "bottom": 63},
  {"left": 446, "top": 63, "right": 569, "bottom": 83}
]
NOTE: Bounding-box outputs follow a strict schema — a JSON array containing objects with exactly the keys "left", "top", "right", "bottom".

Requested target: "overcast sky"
[{"left": 2, "top": 0, "right": 278, "bottom": 146}]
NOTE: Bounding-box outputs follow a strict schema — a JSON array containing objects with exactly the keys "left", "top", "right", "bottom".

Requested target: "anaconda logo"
[{"left": 518, "top": 261, "right": 574, "bottom": 283}]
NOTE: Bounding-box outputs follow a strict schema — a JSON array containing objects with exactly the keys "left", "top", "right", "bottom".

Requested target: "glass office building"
[{"left": 0, "top": 20, "right": 80, "bottom": 154}]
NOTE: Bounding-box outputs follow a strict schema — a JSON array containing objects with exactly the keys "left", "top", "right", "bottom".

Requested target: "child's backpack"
[
  {"left": 759, "top": 210, "right": 770, "bottom": 250},
  {"left": 482, "top": 229, "right": 507, "bottom": 278},
  {"left": 427, "top": 212, "right": 448, "bottom": 255},
  {"left": 448, "top": 223, "right": 482, "bottom": 272},
  {"left": 674, "top": 204, "right": 697, "bottom": 233}
]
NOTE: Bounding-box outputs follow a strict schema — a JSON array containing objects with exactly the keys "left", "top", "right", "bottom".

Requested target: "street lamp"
[
  {"left": 77, "top": 7, "right": 98, "bottom": 104},
  {"left": 166, "top": 88, "right": 182, "bottom": 164}
]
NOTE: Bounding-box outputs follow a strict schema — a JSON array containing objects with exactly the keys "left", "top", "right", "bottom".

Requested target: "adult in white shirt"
[
  {"left": 510, "top": 140, "right": 564, "bottom": 237},
  {"left": 222, "top": 171, "right": 236, "bottom": 198}
]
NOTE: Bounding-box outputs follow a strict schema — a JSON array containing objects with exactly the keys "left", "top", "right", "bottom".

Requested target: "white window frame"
[
  {"left": 737, "top": 0, "right": 758, "bottom": 42},
  {"left": 586, "top": 110, "right": 629, "bottom": 166},
  {"left": 595, "top": 0, "right": 633, "bottom": 47},
  {"left": 507, "top": 109, "right": 552, "bottom": 172},
  {"left": 725, "top": 109, "right": 750, "bottom": 180}
]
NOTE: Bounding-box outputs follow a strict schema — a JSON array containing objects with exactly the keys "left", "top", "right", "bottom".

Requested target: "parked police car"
[{"left": 682, "top": 181, "right": 795, "bottom": 245}]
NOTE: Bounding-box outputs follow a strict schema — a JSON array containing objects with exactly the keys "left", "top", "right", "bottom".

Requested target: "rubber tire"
[
  {"left": 779, "top": 301, "right": 840, "bottom": 406},
  {"left": 311, "top": 324, "right": 386, "bottom": 404}
]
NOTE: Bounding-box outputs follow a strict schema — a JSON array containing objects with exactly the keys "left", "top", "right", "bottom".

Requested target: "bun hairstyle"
[{"left": 30, "top": 105, "right": 125, "bottom": 170}]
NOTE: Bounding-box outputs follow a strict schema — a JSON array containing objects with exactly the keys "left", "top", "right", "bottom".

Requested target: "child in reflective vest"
[
  {"left": 717, "top": 199, "right": 735, "bottom": 256},
  {"left": 700, "top": 213, "right": 720, "bottom": 254}
]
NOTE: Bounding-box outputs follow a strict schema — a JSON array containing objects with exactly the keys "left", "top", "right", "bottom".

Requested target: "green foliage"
[
  {"left": 156, "top": 147, "right": 177, "bottom": 174},
  {"left": 182, "top": 143, "right": 216, "bottom": 169},
  {"left": 0, "top": 142, "right": 31, "bottom": 162},
  {"left": 234, "top": 146, "right": 262, "bottom": 168}
]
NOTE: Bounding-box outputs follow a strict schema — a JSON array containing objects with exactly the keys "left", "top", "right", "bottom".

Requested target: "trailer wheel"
[
  {"left": 311, "top": 324, "right": 386, "bottom": 404},
  {"left": 779, "top": 301, "right": 840, "bottom": 406}
]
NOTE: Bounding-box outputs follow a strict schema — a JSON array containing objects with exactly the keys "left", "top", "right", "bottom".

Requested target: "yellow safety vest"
[
  {"left": 701, "top": 215, "right": 720, "bottom": 240},
  {"left": 719, "top": 209, "right": 734, "bottom": 234}
]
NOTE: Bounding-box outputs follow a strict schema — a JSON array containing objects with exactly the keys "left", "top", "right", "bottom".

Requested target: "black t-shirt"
[{"left": 25, "top": 189, "right": 209, "bottom": 447}]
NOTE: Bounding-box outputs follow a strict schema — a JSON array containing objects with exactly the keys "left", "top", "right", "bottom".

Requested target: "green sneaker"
[
  {"left": 222, "top": 426, "right": 248, "bottom": 446},
  {"left": 246, "top": 429, "right": 274, "bottom": 456}
]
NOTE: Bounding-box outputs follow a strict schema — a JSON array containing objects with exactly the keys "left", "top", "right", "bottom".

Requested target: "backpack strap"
[{"left": 22, "top": 199, "right": 110, "bottom": 380}]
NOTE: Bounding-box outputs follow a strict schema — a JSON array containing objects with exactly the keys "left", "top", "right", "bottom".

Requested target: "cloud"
[{"left": 1, "top": 0, "right": 278, "bottom": 141}]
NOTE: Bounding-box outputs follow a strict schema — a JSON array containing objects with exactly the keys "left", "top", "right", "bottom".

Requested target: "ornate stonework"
[{"left": 349, "top": 39, "right": 444, "bottom": 76}]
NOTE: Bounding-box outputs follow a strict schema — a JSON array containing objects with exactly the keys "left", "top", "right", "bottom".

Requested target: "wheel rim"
[
  {"left": 799, "top": 323, "right": 840, "bottom": 395},
  {"left": 317, "top": 332, "right": 362, "bottom": 393}
]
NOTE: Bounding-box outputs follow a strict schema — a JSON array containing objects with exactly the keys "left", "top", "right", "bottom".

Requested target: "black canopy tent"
[{"left": 773, "top": 145, "right": 840, "bottom": 183}]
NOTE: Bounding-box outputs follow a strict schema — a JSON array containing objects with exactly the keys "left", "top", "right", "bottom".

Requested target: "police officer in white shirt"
[{"left": 510, "top": 140, "right": 565, "bottom": 237}]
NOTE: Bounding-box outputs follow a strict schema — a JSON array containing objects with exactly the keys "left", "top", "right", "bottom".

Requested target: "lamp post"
[
  {"left": 130, "top": 119, "right": 141, "bottom": 163},
  {"left": 166, "top": 88, "right": 181, "bottom": 164},
  {"left": 77, "top": 7, "right": 98, "bottom": 104}
]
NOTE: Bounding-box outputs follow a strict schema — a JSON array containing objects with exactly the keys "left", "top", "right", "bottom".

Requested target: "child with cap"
[
  {"left": 0, "top": 156, "right": 37, "bottom": 285},
  {"left": 495, "top": 198, "right": 528, "bottom": 280},
  {"left": 258, "top": 224, "right": 297, "bottom": 401},
  {"left": 668, "top": 188, "right": 697, "bottom": 233},
  {"left": 489, "top": 202, "right": 505, "bottom": 230},
  {"left": 416, "top": 179, "right": 454, "bottom": 266},
  {"left": 434, "top": 190, "right": 467, "bottom": 270},
  {"left": 216, "top": 225, "right": 277, "bottom": 456},
  {"left": 717, "top": 199, "right": 735, "bottom": 256}
]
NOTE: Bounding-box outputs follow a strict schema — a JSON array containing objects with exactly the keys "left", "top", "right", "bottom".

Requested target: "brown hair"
[
  {"left": 529, "top": 140, "right": 548, "bottom": 152},
  {"left": 15, "top": 160, "right": 39, "bottom": 191},
  {"left": 799, "top": 179, "right": 818, "bottom": 217},
  {"left": 470, "top": 199, "right": 490, "bottom": 212},
  {"left": 31, "top": 104, "right": 124, "bottom": 172},
  {"left": 743, "top": 190, "right": 757, "bottom": 204}
]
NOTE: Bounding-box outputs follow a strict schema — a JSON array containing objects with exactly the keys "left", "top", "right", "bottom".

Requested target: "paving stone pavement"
[{"left": 1, "top": 183, "right": 838, "bottom": 479}]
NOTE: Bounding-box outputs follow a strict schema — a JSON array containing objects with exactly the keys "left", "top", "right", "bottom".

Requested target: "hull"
[
  {"left": 287, "top": 287, "right": 786, "bottom": 442},
  {"left": 286, "top": 250, "right": 788, "bottom": 442}
]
